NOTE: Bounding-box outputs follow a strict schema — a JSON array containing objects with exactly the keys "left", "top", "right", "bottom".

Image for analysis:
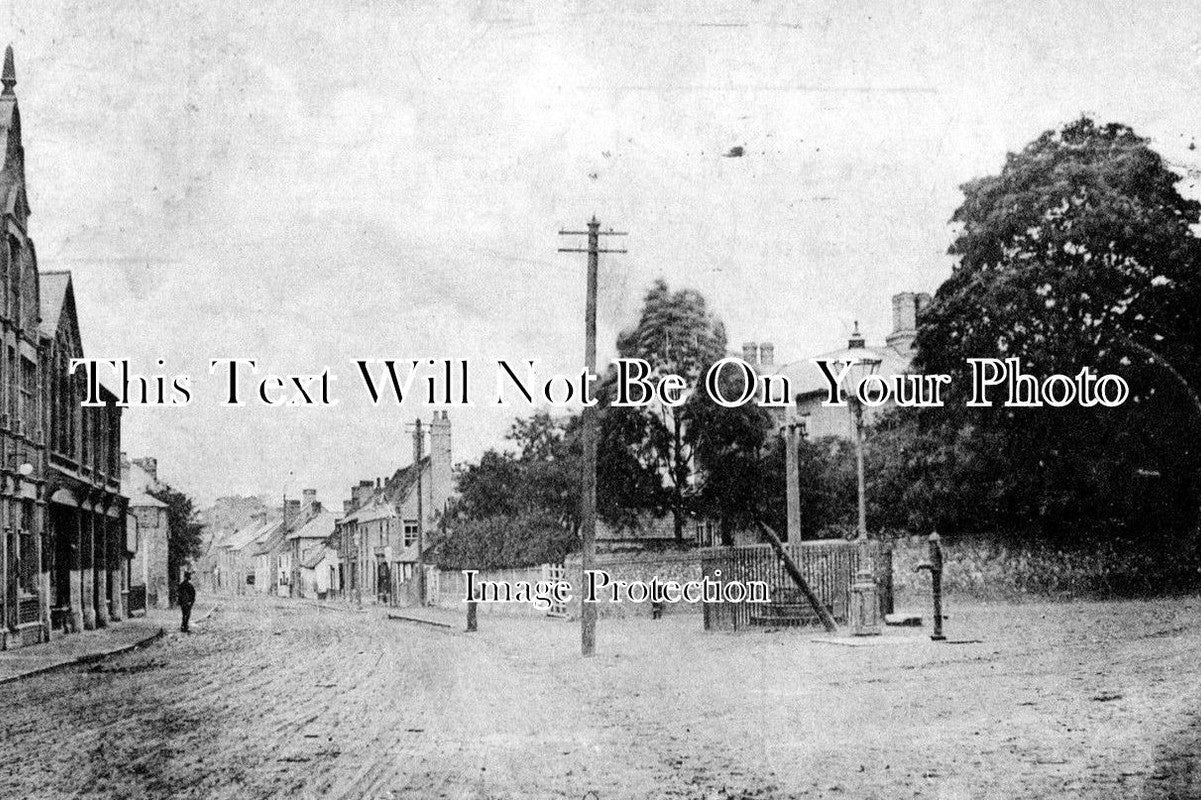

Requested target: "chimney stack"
[
  {"left": 302, "top": 489, "right": 317, "bottom": 514},
  {"left": 886, "top": 292, "right": 922, "bottom": 353},
  {"left": 759, "top": 342, "right": 774, "bottom": 367},
  {"left": 284, "top": 498, "right": 301, "bottom": 527},
  {"left": 741, "top": 341, "right": 758, "bottom": 365},
  {"left": 429, "top": 411, "right": 453, "bottom": 527}
]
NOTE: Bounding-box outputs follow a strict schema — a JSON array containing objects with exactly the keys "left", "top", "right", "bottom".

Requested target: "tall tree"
[
  {"left": 911, "top": 117, "right": 1201, "bottom": 541},
  {"left": 688, "top": 357, "right": 775, "bottom": 543},
  {"left": 614, "top": 279, "right": 729, "bottom": 538}
]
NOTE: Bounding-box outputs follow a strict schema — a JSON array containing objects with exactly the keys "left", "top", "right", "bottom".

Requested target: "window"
[
  {"left": 20, "top": 357, "right": 35, "bottom": 437},
  {"left": 7, "top": 238, "right": 18, "bottom": 324},
  {"left": 6, "top": 348, "right": 15, "bottom": 425},
  {"left": 403, "top": 519, "right": 419, "bottom": 548},
  {"left": 18, "top": 500, "right": 35, "bottom": 595}
]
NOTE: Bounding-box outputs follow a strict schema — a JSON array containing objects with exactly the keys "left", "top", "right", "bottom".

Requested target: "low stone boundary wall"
[{"left": 562, "top": 551, "right": 703, "bottom": 620}]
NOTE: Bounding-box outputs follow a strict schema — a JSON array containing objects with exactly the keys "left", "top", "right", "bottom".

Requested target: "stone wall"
[
  {"left": 131, "top": 505, "right": 169, "bottom": 608},
  {"left": 563, "top": 551, "right": 703, "bottom": 620}
]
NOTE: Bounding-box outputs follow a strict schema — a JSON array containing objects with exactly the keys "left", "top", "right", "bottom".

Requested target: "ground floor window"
[{"left": 18, "top": 500, "right": 36, "bottom": 596}]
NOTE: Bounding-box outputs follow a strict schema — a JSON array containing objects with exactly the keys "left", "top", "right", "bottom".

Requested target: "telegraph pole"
[
  {"left": 411, "top": 418, "right": 425, "bottom": 606},
  {"left": 559, "top": 216, "right": 626, "bottom": 657}
]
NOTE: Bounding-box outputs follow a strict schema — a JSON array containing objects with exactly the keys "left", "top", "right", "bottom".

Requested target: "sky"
[{"left": 6, "top": 0, "right": 1201, "bottom": 506}]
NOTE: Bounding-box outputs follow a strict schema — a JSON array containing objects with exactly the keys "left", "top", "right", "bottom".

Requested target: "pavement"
[{"left": 0, "top": 602, "right": 216, "bottom": 685}]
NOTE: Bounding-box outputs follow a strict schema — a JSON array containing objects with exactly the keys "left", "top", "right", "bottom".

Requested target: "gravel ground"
[{"left": 2, "top": 593, "right": 1199, "bottom": 799}]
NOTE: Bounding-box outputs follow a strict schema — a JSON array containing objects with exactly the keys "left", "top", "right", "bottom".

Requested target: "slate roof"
[
  {"left": 340, "top": 456, "right": 431, "bottom": 523},
  {"left": 300, "top": 547, "right": 332, "bottom": 570},
  {"left": 224, "top": 518, "right": 280, "bottom": 552},
  {"left": 287, "top": 509, "right": 337, "bottom": 541},
  {"left": 764, "top": 343, "right": 914, "bottom": 400},
  {"left": 253, "top": 523, "right": 289, "bottom": 557}
]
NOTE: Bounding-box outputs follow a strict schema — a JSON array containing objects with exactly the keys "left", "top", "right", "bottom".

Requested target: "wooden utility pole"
[
  {"left": 413, "top": 418, "right": 425, "bottom": 606},
  {"left": 781, "top": 413, "right": 807, "bottom": 541},
  {"left": 559, "top": 216, "right": 626, "bottom": 657}
]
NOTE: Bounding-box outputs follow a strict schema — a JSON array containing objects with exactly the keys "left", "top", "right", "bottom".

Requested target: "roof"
[
  {"left": 224, "top": 518, "right": 280, "bottom": 552},
  {"left": 287, "top": 509, "right": 337, "bottom": 541},
  {"left": 253, "top": 524, "right": 289, "bottom": 557},
  {"left": 597, "top": 514, "right": 698, "bottom": 541},
  {"left": 344, "top": 496, "right": 394, "bottom": 524},
  {"left": 300, "top": 547, "right": 334, "bottom": 570},
  {"left": 384, "top": 455, "right": 429, "bottom": 505},
  {"left": 39, "top": 271, "right": 71, "bottom": 337},
  {"left": 766, "top": 343, "right": 914, "bottom": 400},
  {"left": 122, "top": 458, "right": 167, "bottom": 509}
]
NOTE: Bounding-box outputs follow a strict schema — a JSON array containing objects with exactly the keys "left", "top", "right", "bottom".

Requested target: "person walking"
[{"left": 178, "top": 572, "right": 197, "bottom": 633}]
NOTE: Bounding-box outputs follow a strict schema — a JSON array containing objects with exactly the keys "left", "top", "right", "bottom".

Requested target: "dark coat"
[{"left": 178, "top": 580, "right": 196, "bottom": 607}]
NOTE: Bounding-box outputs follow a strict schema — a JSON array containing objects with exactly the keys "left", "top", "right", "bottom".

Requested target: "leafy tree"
[
  {"left": 148, "top": 484, "right": 205, "bottom": 605},
  {"left": 613, "top": 279, "right": 730, "bottom": 538},
  {"left": 432, "top": 509, "right": 576, "bottom": 570},
  {"left": 689, "top": 359, "right": 775, "bottom": 543},
  {"left": 910, "top": 117, "right": 1201, "bottom": 543}
]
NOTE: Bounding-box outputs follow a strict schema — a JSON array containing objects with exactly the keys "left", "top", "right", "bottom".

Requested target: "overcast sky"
[{"left": 8, "top": 0, "right": 1200, "bottom": 506}]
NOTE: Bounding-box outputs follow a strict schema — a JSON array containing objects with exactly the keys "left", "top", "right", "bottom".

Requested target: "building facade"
[
  {"left": 121, "top": 455, "right": 170, "bottom": 609},
  {"left": 333, "top": 411, "right": 452, "bottom": 603},
  {"left": 1, "top": 47, "right": 130, "bottom": 648}
]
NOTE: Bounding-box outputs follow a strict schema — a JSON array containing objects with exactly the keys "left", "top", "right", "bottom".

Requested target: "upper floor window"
[
  {"left": 403, "top": 519, "right": 418, "bottom": 548},
  {"left": 19, "top": 356, "right": 35, "bottom": 437},
  {"left": 7, "top": 239, "right": 20, "bottom": 329}
]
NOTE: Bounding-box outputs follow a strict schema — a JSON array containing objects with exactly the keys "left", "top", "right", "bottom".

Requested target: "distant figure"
[{"left": 178, "top": 572, "right": 197, "bottom": 633}]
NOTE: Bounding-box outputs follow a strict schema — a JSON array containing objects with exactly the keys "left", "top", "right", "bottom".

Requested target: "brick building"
[{"left": 0, "top": 47, "right": 131, "bottom": 648}]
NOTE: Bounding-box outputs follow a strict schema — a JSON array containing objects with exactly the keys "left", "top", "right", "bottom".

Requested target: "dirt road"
[{"left": 3, "top": 594, "right": 1199, "bottom": 799}]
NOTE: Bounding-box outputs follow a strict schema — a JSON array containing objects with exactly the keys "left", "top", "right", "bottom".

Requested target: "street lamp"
[{"left": 828, "top": 321, "right": 883, "bottom": 635}]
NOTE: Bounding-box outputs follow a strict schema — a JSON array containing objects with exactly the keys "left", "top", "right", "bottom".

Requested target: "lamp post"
[{"left": 832, "top": 322, "right": 883, "bottom": 635}]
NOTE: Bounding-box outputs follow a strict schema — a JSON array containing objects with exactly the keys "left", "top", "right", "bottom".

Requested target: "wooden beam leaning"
[{"left": 757, "top": 522, "right": 839, "bottom": 633}]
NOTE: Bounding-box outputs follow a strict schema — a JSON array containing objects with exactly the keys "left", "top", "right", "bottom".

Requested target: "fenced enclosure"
[{"left": 701, "top": 539, "right": 892, "bottom": 631}]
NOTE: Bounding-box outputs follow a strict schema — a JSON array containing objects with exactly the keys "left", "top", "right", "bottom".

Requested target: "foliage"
[
  {"left": 432, "top": 509, "right": 576, "bottom": 571},
  {"left": 905, "top": 117, "right": 1201, "bottom": 544},
  {"left": 148, "top": 484, "right": 205, "bottom": 605},
  {"left": 688, "top": 360, "right": 775, "bottom": 542},
  {"left": 611, "top": 279, "right": 732, "bottom": 538}
]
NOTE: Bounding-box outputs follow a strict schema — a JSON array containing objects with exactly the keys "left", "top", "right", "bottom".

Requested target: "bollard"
[
  {"left": 913, "top": 531, "right": 946, "bottom": 641},
  {"left": 466, "top": 598, "right": 478, "bottom": 632}
]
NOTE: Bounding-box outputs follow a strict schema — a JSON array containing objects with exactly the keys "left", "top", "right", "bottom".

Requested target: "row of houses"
[
  {"left": 203, "top": 412, "right": 454, "bottom": 605},
  {"left": 207, "top": 491, "right": 336, "bottom": 598},
  {"left": 0, "top": 47, "right": 169, "bottom": 649}
]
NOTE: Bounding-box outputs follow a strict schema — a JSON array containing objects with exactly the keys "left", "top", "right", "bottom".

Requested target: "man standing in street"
[{"left": 178, "top": 572, "right": 197, "bottom": 633}]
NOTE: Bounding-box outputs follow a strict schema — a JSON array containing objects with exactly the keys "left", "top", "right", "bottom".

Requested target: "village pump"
[{"left": 913, "top": 532, "right": 947, "bottom": 641}]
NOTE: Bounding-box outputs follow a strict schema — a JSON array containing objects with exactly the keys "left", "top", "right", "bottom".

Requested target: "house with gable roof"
[{"left": 332, "top": 411, "right": 452, "bottom": 604}]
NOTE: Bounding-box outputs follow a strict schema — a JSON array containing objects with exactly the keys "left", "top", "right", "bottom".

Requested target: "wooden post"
[{"left": 758, "top": 522, "right": 837, "bottom": 632}]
